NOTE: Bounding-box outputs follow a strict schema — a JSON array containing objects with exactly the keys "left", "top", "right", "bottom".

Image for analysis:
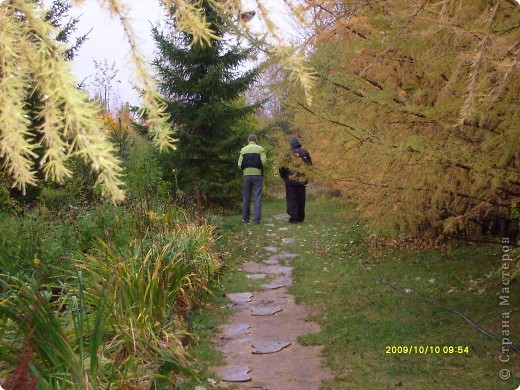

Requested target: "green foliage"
[
  {"left": 39, "top": 187, "right": 80, "bottom": 210},
  {"left": 0, "top": 210, "right": 79, "bottom": 279},
  {"left": 152, "top": 0, "right": 260, "bottom": 206},
  {"left": 78, "top": 224, "right": 219, "bottom": 385},
  {"left": 0, "top": 274, "right": 110, "bottom": 388},
  {"left": 0, "top": 204, "right": 221, "bottom": 387},
  {"left": 124, "top": 136, "right": 166, "bottom": 205},
  {"left": 0, "top": 129, "right": 226, "bottom": 387},
  {"left": 41, "top": 158, "right": 102, "bottom": 207},
  {"left": 45, "top": 0, "right": 88, "bottom": 62},
  {"left": 0, "top": 134, "right": 170, "bottom": 281}
]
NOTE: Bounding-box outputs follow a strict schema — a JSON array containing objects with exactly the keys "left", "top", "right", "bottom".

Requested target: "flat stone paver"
[
  {"left": 226, "top": 293, "right": 253, "bottom": 303},
  {"left": 251, "top": 306, "right": 282, "bottom": 316},
  {"left": 252, "top": 341, "right": 291, "bottom": 354},
  {"left": 215, "top": 223, "right": 332, "bottom": 389},
  {"left": 262, "top": 279, "right": 292, "bottom": 290},
  {"left": 241, "top": 262, "right": 293, "bottom": 277},
  {"left": 263, "top": 258, "right": 279, "bottom": 265},
  {"left": 247, "top": 273, "right": 267, "bottom": 280},
  {"left": 222, "top": 323, "right": 251, "bottom": 336},
  {"left": 215, "top": 365, "right": 252, "bottom": 382},
  {"left": 267, "top": 252, "right": 298, "bottom": 261},
  {"left": 215, "top": 287, "right": 330, "bottom": 389},
  {"left": 273, "top": 266, "right": 293, "bottom": 274},
  {"left": 241, "top": 262, "right": 277, "bottom": 274}
]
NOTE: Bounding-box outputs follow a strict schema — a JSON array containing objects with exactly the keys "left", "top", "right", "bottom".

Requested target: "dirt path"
[{"left": 213, "top": 216, "right": 332, "bottom": 389}]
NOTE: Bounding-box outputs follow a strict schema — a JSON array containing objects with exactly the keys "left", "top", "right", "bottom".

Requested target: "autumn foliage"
[{"left": 288, "top": 0, "right": 519, "bottom": 239}]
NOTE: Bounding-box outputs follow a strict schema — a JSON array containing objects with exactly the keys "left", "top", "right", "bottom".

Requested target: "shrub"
[
  {"left": 0, "top": 207, "right": 221, "bottom": 388},
  {"left": 0, "top": 210, "right": 79, "bottom": 279}
]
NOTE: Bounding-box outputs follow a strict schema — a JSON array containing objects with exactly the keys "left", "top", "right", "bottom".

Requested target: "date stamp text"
[{"left": 385, "top": 345, "right": 469, "bottom": 355}]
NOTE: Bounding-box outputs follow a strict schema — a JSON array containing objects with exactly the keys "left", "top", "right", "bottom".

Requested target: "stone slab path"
[{"left": 213, "top": 222, "right": 332, "bottom": 389}]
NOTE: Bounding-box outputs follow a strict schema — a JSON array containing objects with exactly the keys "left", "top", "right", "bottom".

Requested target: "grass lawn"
[{"left": 180, "top": 195, "right": 518, "bottom": 389}]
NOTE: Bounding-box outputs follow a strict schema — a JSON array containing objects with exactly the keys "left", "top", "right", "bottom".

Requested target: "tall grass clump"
[
  {"left": 0, "top": 215, "right": 220, "bottom": 388},
  {"left": 0, "top": 273, "right": 111, "bottom": 388},
  {"left": 80, "top": 223, "right": 220, "bottom": 386}
]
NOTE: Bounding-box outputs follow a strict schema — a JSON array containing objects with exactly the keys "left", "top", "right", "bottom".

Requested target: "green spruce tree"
[{"left": 152, "top": 0, "right": 260, "bottom": 205}]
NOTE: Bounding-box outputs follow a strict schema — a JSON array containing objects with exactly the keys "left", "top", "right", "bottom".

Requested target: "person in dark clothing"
[{"left": 279, "top": 137, "right": 313, "bottom": 223}]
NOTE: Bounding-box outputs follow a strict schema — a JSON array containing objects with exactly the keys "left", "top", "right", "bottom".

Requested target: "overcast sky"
[
  {"left": 67, "top": 0, "right": 302, "bottom": 107},
  {"left": 69, "top": 1, "right": 164, "bottom": 106}
]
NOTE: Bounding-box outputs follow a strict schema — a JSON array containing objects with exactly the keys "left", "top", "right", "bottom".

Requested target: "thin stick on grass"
[{"left": 378, "top": 277, "right": 520, "bottom": 353}]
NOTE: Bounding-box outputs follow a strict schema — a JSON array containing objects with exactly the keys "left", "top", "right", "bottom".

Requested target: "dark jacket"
[{"left": 279, "top": 144, "right": 313, "bottom": 186}]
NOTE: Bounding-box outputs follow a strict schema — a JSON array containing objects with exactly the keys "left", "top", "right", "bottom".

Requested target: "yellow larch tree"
[{"left": 286, "top": 0, "right": 519, "bottom": 239}]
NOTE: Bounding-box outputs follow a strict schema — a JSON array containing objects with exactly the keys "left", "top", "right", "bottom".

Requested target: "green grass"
[
  {"left": 156, "top": 304, "right": 226, "bottom": 390},
  {"left": 199, "top": 196, "right": 518, "bottom": 389}
]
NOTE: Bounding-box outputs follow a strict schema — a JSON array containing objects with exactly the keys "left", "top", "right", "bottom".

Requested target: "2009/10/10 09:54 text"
[{"left": 385, "top": 345, "right": 470, "bottom": 355}]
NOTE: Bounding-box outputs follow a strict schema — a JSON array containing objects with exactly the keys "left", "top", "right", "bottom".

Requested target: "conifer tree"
[
  {"left": 285, "top": 0, "right": 519, "bottom": 239},
  {"left": 44, "top": 0, "right": 88, "bottom": 62},
  {"left": 152, "top": 0, "right": 260, "bottom": 205}
]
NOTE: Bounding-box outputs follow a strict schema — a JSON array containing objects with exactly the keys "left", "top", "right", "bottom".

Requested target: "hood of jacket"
[{"left": 289, "top": 138, "right": 302, "bottom": 149}]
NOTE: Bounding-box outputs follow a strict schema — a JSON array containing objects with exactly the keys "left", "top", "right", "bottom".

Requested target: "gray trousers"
[{"left": 242, "top": 175, "right": 263, "bottom": 222}]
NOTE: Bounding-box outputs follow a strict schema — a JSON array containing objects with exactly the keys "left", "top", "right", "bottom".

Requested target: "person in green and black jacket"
[{"left": 238, "top": 134, "right": 267, "bottom": 223}]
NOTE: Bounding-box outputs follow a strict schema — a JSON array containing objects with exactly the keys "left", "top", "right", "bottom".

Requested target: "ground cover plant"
[
  {"left": 211, "top": 196, "right": 518, "bottom": 389},
  {"left": 0, "top": 135, "right": 224, "bottom": 388}
]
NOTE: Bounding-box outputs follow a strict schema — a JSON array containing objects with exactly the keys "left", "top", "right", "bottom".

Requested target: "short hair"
[{"left": 248, "top": 134, "right": 257, "bottom": 142}]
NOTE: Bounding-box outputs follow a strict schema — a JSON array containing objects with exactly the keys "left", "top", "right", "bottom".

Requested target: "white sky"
[
  {"left": 67, "top": 0, "right": 303, "bottom": 107},
  {"left": 69, "top": 1, "right": 165, "bottom": 106}
]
